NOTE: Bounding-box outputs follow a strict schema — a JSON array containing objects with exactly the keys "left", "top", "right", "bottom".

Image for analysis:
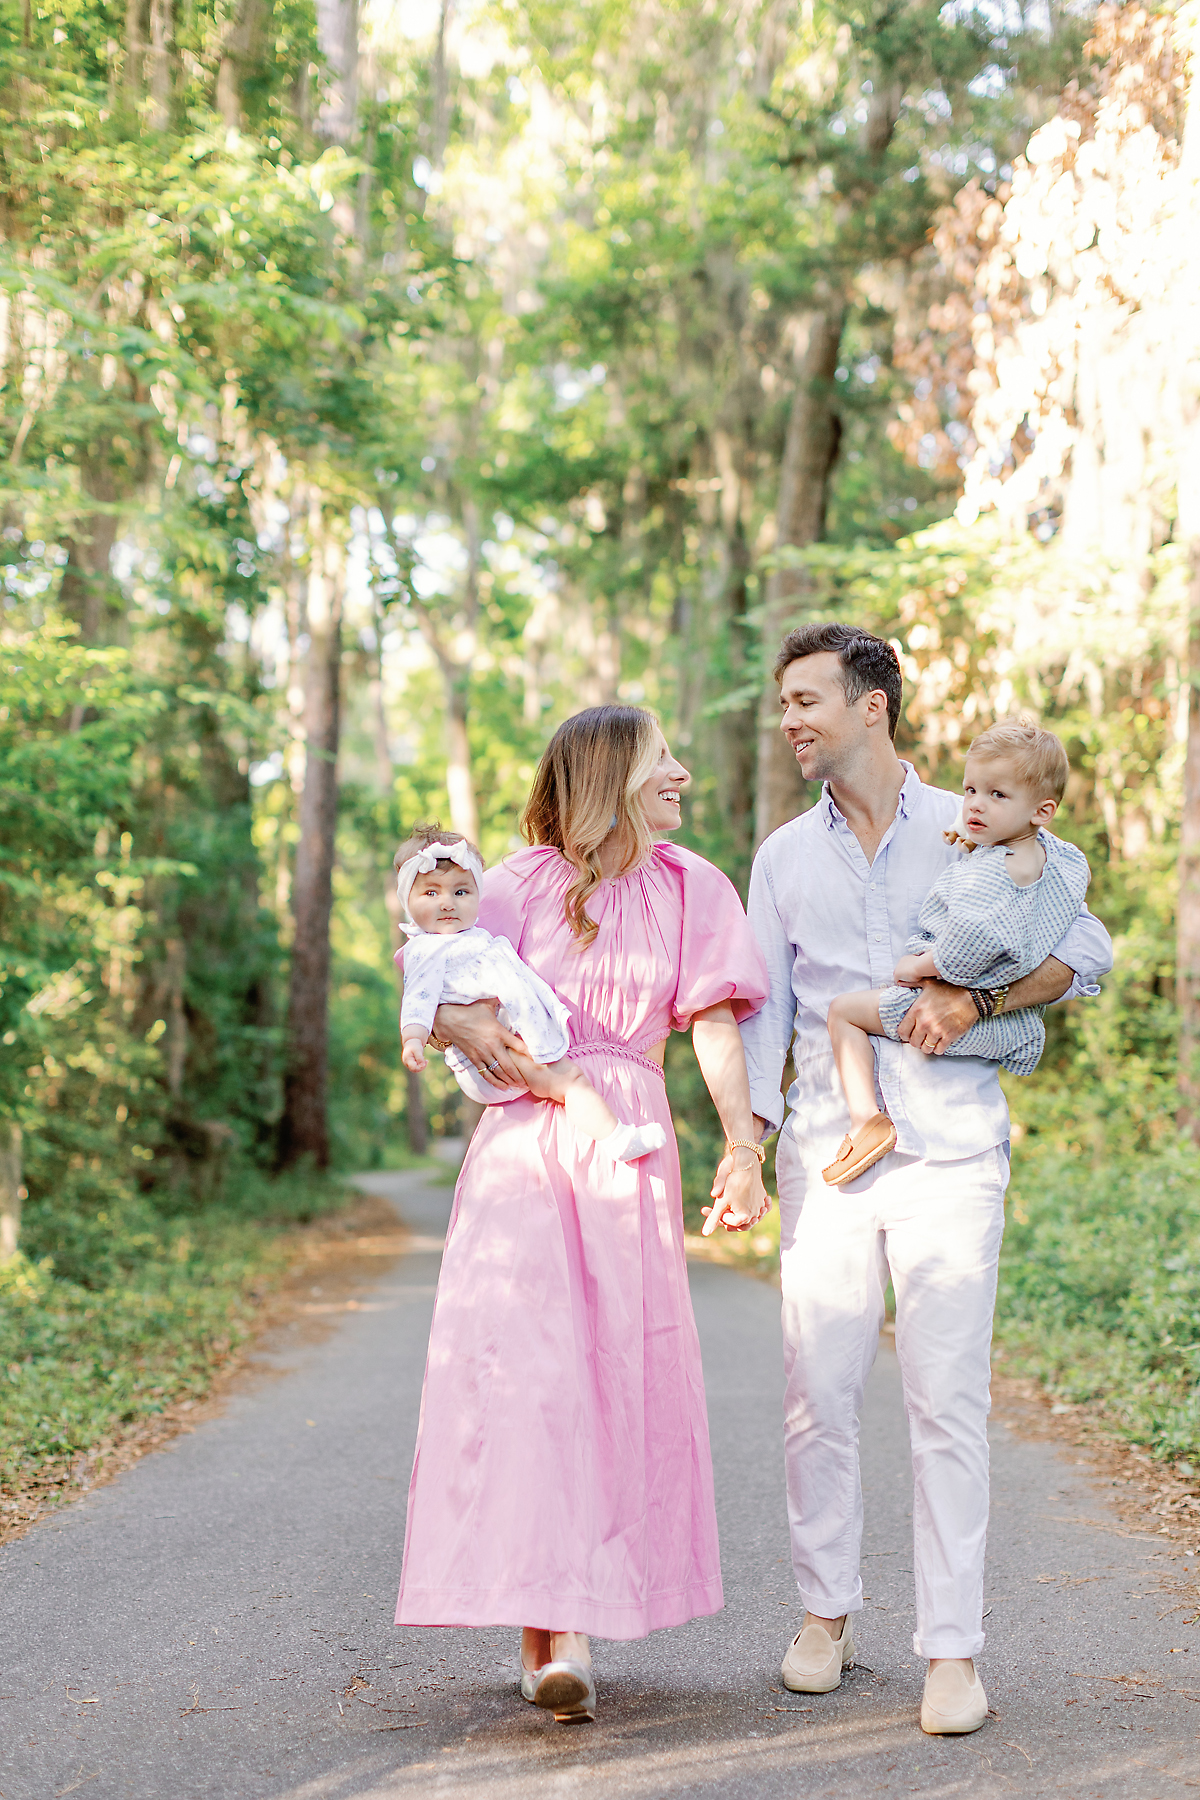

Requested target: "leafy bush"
[
  {"left": 1, "top": 1163, "right": 345, "bottom": 1492},
  {"left": 995, "top": 1131, "right": 1200, "bottom": 1462}
]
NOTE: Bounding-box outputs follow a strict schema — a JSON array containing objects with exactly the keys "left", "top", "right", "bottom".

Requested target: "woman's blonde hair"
[{"left": 520, "top": 705, "right": 661, "bottom": 945}]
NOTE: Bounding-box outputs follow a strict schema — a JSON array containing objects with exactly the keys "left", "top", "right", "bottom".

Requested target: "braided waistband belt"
[{"left": 570, "top": 1037, "right": 666, "bottom": 1081}]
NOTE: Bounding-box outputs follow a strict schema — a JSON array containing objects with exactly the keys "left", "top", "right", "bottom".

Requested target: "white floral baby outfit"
[{"left": 401, "top": 926, "right": 571, "bottom": 1105}]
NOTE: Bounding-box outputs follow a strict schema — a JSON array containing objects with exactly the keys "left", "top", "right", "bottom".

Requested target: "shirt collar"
[{"left": 821, "top": 760, "right": 918, "bottom": 830}]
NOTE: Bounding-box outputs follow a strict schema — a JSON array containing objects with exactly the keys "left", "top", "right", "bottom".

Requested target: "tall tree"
[
  {"left": 275, "top": 0, "right": 364, "bottom": 1164},
  {"left": 279, "top": 512, "right": 346, "bottom": 1169},
  {"left": 755, "top": 307, "right": 845, "bottom": 839},
  {"left": 1171, "top": 9, "right": 1200, "bottom": 1135}
]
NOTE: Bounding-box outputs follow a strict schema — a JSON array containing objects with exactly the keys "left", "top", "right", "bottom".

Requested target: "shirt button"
[{"left": 874, "top": 934, "right": 883, "bottom": 942}]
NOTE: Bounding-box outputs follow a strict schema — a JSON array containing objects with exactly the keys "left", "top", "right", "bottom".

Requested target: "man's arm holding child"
[{"left": 898, "top": 903, "right": 1114, "bottom": 1056}]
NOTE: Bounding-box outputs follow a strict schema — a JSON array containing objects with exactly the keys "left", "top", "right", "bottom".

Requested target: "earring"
[{"left": 609, "top": 813, "right": 618, "bottom": 831}]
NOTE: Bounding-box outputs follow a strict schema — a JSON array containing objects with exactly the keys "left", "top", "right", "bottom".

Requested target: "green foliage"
[
  {"left": 0, "top": 1163, "right": 346, "bottom": 1492},
  {"left": 995, "top": 1134, "right": 1200, "bottom": 1465}
]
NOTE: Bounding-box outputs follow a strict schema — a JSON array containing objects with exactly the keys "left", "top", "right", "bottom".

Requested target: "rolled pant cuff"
[
  {"left": 912, "top": 1633, "right": 984, "bottom": 1659},
  {"left": 798, "top": 1587, "right": 862, "bottom": 1620}
]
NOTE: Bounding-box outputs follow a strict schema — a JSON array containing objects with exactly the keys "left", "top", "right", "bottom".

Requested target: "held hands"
[
  {"left": 896, "top": 979, "right": 978, "bottom": 1056},
  {"left": 701, "top": 1147, "right": 771, "bottom": 1237}
]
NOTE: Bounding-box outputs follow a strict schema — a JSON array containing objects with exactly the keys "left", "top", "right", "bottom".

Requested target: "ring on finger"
[{"left": 486, "top": 1058, "right": 501, "bottom": 1071}]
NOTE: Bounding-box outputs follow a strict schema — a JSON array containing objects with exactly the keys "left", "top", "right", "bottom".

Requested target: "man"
[{"left": 733, "top": 623, "right": 1112, "bottom": 1735}]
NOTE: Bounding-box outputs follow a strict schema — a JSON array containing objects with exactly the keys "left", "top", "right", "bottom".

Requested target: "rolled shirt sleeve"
[{"left": 1047, "top": 902, "right": 1114, "bottom": 1000}]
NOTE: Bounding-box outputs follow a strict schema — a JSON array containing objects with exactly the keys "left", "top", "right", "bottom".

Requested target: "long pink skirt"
[{"left": 394, "top": 1047, "right": 723, "bottom": 1639}]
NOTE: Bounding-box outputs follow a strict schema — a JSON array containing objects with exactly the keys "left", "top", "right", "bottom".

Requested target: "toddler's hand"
[
  {"left": 893, "top": 954, "right": 925, "bottom": 986},
  {"left": 401, "top": 1041, "right": 427, "bottom": 1073}
]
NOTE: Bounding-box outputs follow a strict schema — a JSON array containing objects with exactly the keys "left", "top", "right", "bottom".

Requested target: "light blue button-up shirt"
[{"left": 741, "top": 763, "right": 1114, "bottom": 1171}]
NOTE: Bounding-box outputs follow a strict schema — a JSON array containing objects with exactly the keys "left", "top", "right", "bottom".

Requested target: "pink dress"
[{"left": 394, "top": 841, "right": 769, "bottom": 1640}]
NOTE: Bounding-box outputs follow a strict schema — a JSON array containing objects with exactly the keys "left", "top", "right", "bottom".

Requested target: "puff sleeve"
[{"left": 662, "top": 845, "right": 771, "bottom": 1031}]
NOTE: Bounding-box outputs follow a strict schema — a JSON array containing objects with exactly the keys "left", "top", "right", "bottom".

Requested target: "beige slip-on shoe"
[
  {"left": 920, "top": 1660, "right": 989, "bottom": 1735},
  {"left": 780, "top": 1615, "right": 855, "bottom": 1693},
  {"left": 821, "top": 1113, "right": 897, "bottom": 1186}
]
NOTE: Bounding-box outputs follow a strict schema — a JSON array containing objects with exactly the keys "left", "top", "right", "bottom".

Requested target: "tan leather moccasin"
[
  {"left": 821, "top": 1113, "right": 897, "bottom": 1186},
  {"left": 920, "top": 1660, "right": 989, "bottom": 1735},
  {"left": 780, "top": 1615, "right": 855, "bottom": 1693}
]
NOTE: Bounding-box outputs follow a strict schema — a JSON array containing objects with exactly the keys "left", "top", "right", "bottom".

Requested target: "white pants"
[{"left": 777, "top": 1128, "right": 1008, "bottom": 1659}]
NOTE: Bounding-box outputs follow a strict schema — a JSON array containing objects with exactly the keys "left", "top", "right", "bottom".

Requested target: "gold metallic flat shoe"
[
  {"left": 519, "top": 1663, "right": 545, "bottom": 1704},
  {"left": 527, "top": 1658, "right": 596, "bottom": 1722}
]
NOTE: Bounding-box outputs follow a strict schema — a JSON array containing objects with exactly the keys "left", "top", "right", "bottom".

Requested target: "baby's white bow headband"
[{"left": 395, "top": 840, "right": 485, "bottom": 932}]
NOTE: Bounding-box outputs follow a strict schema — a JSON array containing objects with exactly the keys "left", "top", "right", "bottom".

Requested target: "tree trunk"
[
  {"left": 314, "top": 0, "right": 359, "bottom": 145},
  {"left": 369, "top": 594, "right": 393, "bottom": 793},
  {"left": 147, "top": 0, "right": 172, "bottom": 129},
  {"left": 1176, "top": 23, "right": 1200, "bottom": 1137},
  {"left": 279, "top": 521, "right": 344, "bottom": 1170},
  {"left": 419, "top": 495, "right": 481, "bottom": 842},
  {"left": 123, "top": 0, "right": 148, "bottom": 103},
  {"left": 710, "top": 429, "right": 756, "bottom": 883},
  {"left": 754, "top": 305, "right": 845, "bottom": 844},
  {"left": 441, "top": 676, "right": 479, "bottom": 843},
  {"left": 0, "top": 1123, "right": 21, "bottom": 1262},
  {"left": 1178, "top": 555, "right": 1200, "bottom": 1137},
  {"left": 373, "top": 611, "right": 427, "bottom": 1156},
  {"left": 431, "top": 0, "right": 454, "bottom": 170},
  {"left": 405, "top": 1067, "right": 428, "bottom": 1155},
  {"left": 59, "top": 455, "right": 121, "bottom": 645},
  {"left": 215, "top": 0, "right": 269, "bottom": 127}
]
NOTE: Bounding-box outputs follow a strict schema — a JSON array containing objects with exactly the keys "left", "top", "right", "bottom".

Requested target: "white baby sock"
[{"left": 603, "top": 1121, "right": 668, "bottom": 1164}]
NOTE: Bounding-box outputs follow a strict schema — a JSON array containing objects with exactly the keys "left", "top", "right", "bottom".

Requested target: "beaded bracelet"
[{"left": 968, "top": 985, "right": 1010, "bottom": 1021}]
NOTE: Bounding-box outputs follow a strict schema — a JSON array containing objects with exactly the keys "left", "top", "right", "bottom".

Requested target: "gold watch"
[{"left": 727, "top": 1138, "right": 766, "bottom": 1163}]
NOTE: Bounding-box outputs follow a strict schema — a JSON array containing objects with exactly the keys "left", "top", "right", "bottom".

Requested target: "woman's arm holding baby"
[{"left": 431, "top": 1001, "right": 530, "bottom": 1087}]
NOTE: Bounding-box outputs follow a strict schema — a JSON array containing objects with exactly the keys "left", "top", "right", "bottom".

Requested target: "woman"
[{"left": 394, "top": 705, "right": 770, "bottom": 1721}]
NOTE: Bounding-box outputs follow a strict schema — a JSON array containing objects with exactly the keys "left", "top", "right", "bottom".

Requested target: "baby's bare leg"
[
  {"left": 552, "top": 1060, "right": 622, "bottom": 1142},
  {"left": 509, "top": 1051, "right": 619, "bottom": 1138},
  {"left": 827, "top": 991, "right": 888, "bottom": 1131},
  {"left": 509, "top": 1052, "right": 665, "bottom": 1162}
]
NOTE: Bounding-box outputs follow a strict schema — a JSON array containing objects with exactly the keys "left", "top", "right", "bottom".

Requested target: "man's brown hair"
[{"left": 773, "top": 622, "right": 903, "bottom": 740}]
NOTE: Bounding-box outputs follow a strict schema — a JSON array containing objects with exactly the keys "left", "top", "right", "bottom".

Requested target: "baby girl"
[
  {"left": 822, "top": 719, "right": 1091, "bottom": 1186},
  {"left": 395, "top": 824, "right": 667, "bottom": 1164}
]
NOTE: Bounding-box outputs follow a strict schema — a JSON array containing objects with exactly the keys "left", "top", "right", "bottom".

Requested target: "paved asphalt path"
[{"left": 5, "top": 1168, "right": 1200, "bottom": 1800}]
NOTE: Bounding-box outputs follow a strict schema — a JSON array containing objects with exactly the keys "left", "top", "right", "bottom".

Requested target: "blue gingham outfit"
[
  {"left": 876, "top": 829, "right": 1091, "bottom": 1075},
  {"left": 401, "top": 926, "right": 571, "bottom": 1106}
]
